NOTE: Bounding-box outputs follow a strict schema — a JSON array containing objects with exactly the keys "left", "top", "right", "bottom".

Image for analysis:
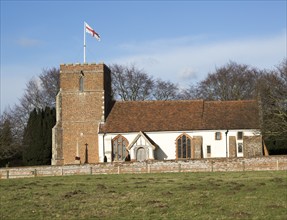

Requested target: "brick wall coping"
[{"left": 1, "top": 155, "right": 286, "bottom": 179}]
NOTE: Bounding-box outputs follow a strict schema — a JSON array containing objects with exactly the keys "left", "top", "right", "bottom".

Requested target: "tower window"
[{"left": 79, "top": 71, "right": 84, "bottom": 92}]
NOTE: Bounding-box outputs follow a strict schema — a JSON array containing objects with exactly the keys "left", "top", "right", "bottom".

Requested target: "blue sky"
[{"left": 1, "top": 0, "right": 286, "bottom": 113}]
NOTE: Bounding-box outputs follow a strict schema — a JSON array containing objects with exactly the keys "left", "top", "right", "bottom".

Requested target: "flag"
[{"left": 85, "top": 22, "right": 100, "bottom": 41}]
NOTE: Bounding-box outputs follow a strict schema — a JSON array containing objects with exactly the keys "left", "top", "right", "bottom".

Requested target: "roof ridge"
[
  {"left": 114, "top": 99, "right": 204, "bottom": 104},
  {"left": 204, "top": 99, "right": 257, "bottom": 103},
  {"left": 113, "top": 99, "right": 257, "bottom": 104}
]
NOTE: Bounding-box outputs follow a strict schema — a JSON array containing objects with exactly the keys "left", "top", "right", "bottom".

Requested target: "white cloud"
[
  {"left": 17, "top": 38, "right": 43, "bottom": 47},
  {"left": 179, "top": 67, "right": 198, "bottom": 80},
  {"left": 110, "top": 32, "right": 286, "bottom": 86}
]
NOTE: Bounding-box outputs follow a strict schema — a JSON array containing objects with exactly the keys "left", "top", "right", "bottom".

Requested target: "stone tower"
[{"left": 52, "top": 63, "right": 112, "bottom": 165}]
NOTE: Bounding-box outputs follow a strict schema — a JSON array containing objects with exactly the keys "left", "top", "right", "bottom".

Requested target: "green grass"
[{"left": 1, "top": 171, "right": 286, "bottom": 219}]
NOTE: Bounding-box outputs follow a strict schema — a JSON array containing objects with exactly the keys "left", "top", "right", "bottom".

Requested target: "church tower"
[{"left": 52, "top": 63, "right": 112, "bottom": 165}]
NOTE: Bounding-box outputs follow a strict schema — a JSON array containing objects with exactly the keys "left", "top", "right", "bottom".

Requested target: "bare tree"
[
  {"left": 110, "top": 64, "right": 154, "bottom": 101},
  {"left": 0, "top": 115, "right": 20, "bottom": 163},
  {"left": 177, "top": 84, "right": 197, "bottom": 100},
  {"left": 23, "top": 68, "right": 60, "bottom": 110},
  {"left": 39, "top": 67, "right": 60, "bottom": 107},
  {"left": 188, "top": 61, "right": 259, "bottom": 101},
  {"left": 22, "top": 78, "right": 46, "bottom": 110},
  {"left": 258, "top": 59, "right": 287, "bottom": 141},
  {"left": 152, "top": 79, "right": 179, "bottom": 100}
]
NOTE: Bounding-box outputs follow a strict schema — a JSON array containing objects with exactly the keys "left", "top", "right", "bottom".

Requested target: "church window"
[
  {"left": 215, "top": 132, "right": 221, "bottom": 140},
  {"left": 237, "top": 131, "right": 243, "bottom": 140},
  {"left": 176, "top": 134, "right": 192, "bottom": 159},
  {"left": 112, "top": 135, "right": 128, "bottom": 161},
  {"left": 238, "top": 143, "right": 243, "bottom": 153},
  {"left": 207, "top": 145, "right": 211, "bottom": 157},
  {"left": 207, "top": 145, "right": 211, "bottom": 154},
  {"left": 187, "top": 139, "right": 191, "bottom": 158}
]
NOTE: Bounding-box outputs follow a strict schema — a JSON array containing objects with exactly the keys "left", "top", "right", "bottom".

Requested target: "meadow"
[{"left": 0, "top": 171, "right": 286, "bottom": 219}]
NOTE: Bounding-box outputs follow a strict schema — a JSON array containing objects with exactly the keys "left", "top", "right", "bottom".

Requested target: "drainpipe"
[
  {"left": 103, "top": 133, "right": 106, "bottom": 162},
  {"left": 225, "top": 130, "right": 229, "bottom": 158}
]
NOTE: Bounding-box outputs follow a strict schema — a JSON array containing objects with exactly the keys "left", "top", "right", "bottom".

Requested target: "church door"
[{"left": 136, "top": 147, "right": 147, "bottom": 162}]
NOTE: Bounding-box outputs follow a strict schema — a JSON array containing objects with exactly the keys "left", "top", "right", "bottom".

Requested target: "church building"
[{"left": 51, "top": 63, "right": 264, "bottom": 165}]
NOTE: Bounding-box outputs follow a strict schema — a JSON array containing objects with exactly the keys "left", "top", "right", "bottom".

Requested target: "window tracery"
[{"left": 176, "top": 134, "right": 192, "bottom": 159}]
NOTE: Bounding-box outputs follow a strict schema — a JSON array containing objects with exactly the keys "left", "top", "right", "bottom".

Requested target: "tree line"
[{"left": 0, "top": 59, "right": 286, "bottom": 166}]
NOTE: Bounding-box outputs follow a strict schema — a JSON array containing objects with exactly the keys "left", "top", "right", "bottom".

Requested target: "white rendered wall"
[{"left": 98, "top": 129, "right": 259, "bottom": 162}]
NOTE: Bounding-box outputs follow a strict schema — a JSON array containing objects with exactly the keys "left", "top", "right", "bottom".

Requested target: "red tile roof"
[{"left": 100, "top": 100, "right": 260, "bottom": 133}]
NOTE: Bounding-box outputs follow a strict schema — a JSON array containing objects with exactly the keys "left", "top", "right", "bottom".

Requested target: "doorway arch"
[{"left": 136, "top": 147, "right": 147, "bottom": 162}]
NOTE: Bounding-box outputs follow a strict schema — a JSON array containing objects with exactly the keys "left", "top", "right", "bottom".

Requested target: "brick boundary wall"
[{"left": 0, "top": 156, "right": 286, "bottom": 179}]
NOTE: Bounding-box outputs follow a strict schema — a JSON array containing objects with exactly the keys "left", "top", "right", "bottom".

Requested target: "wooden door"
[{"left": 136, "top": 147, "right": 146, "bottom": 162}]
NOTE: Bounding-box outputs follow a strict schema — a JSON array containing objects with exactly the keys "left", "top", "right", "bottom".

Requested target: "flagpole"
[{"left": 84, "top": 22, "right": 86, "bottom": 63}]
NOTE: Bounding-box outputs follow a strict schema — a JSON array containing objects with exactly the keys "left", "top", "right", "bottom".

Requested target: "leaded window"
[
  {"left": 207, "top": 145, "right": 211, "bottom": 154},
  {"left": 215, "top": 132, "right": 221, "bottom": 140},
  {"left": 112, "top": 135, "right": 128, "bottom": 161},
  {"left": 238, "top": 143, "right": 243, "bottom": 153},
  {"left": 176, "top": 134, "right": 192, "bottom": 159}
]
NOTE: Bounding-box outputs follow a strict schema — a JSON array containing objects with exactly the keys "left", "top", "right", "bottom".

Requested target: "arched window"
[
  {"left": 79, "top": 71, "right": 84, "bottom": 92},
  {"left": 112, "top": 135, "right": 129, "bottom": 161},
  {"left": 176, "top": 134, "right": 192, "bottom": 159}
]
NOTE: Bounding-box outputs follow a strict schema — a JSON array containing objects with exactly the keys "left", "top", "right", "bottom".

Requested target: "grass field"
[{"left": 0, "top": 171, "right": 286, "bottom": 219}]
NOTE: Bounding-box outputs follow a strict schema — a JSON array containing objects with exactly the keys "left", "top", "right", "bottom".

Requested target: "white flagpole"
[{"left": 84, "top": 22, "right": 86, "bottom": 63}]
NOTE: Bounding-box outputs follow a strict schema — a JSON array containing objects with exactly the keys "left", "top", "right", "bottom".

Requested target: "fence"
[{"left": 1, "top": 155, "right": 286, "bottom": 179}]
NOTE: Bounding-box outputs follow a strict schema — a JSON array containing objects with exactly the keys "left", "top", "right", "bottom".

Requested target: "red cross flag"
[{"left": 85, "top": 22, "right": 100, "bottom": 41}]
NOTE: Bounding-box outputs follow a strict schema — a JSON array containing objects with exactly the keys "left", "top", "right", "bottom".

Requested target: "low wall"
[{"left": 0, "top": 156, "right": 286, "bottom": 179}]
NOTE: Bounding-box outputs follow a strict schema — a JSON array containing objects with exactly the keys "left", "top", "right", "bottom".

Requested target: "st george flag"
[{"left": 85, "top": 22, "right": 100, "bottom": 41}]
